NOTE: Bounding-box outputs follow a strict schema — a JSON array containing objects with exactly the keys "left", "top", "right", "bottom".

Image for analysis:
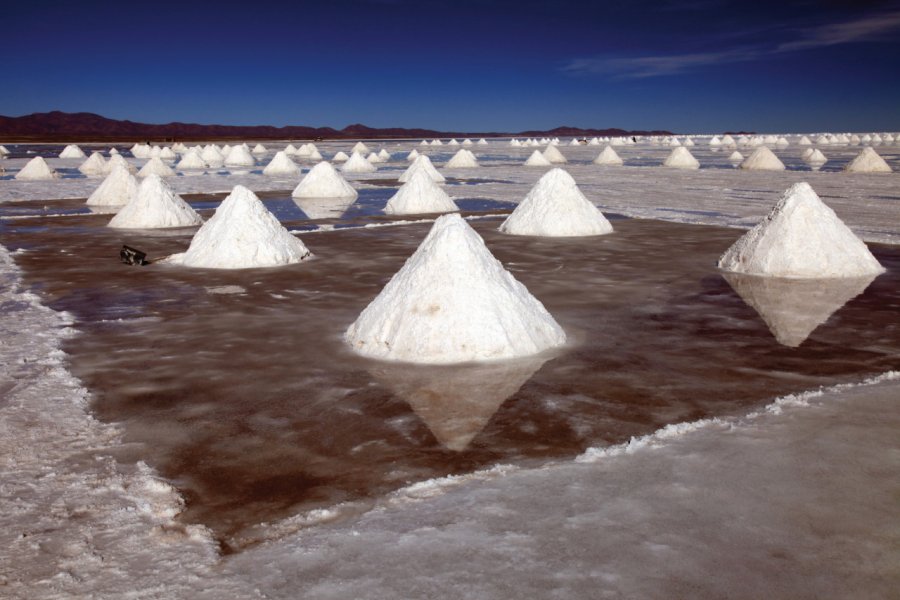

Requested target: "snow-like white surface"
[
  {"left": 384, "top": 169, "right": 459, "bottom": 215},
  {"left": 105, "top": 153, "right": 137, "bottom": 174},
  {"left": 500, "top": 168, "right": 613, "bottom": 237},
  {"left": 524, "top": 149, "right": 552, "bottom": 166},
  {"left": 352, "top": 141, "right": 370, "bottom": 155},
  {"left": 542, "top": 144, "right": 567, "bottom": 164},
  {"left": 292, "top": 161, "right": 358, "bottom": 199},
  {"left": 262, "top": 151, "right": 301, "bottom": 177},
  {"left": 345, "top": 213, "right": 567, "bottom": 363},
  {"left": 445, "top": 148, "right": 479, "bottom": 168},
  {"left": 177, "top": 149, "right": 208, "bottom": 170},
  {"left": 86, "top": 164, "right": 139, "bottom": 206},
  {"left": 59, "top": 144, "right": 86, "bottom": 159},
  {"left": 845, "top": 147, "right": 892, "bottom": 173},
  {"left": 224, "top": 145, "right": 256, "bottom": 168},
  {"left": 399, "top": 154, "right": 445, "bottom": 183},
  {"left": 170, "top": 185, "right": 311, "bottom": 268},
  {"left": 718, "top": 182, "right": 885, "bottom": 278},
  {"left": 663, "top": 146, "right": 700, "bottom": 169},
  {"left": 593, "top": 145, "right": 623, "bottom": 166},
  {"left": 740, "top": 146, "right": 786, "bottom": 171},
  {"left": 15, "top": 156, "right": 58, "bottom": 180},
  {"left": 137, "top": 156, "right": 175, "bottom": 178},
  {"left": 341, "top": 151, "right": 377, "bottom": 173},
  {"left": 108, "top": 174, "right": 203, "bottom": 229},
  {"left": 78, "top": 152, "right": 107, "bottom": 176},
  {"left": 332, "top": 151, "right": 349, "bottom": 162}
]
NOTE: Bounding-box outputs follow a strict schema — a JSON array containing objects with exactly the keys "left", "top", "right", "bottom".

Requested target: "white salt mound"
[
  {"left": 542, "top": 145, "right": 567, "bottom": 164},
  {"left": 728, "top": 151, "right": 744, "bottom": 163},
  {"left": 366, "top": 152, "right": 384, "bottom": 164},
  {"left": 201, "top": 146, "right": 225, "bottom": 166},
  {"left": 173, "top": 185, "right": 312, "bottom": 269},
  {"left": 806, "top": 149, "right": 828, "bottom": 165},
  {"left": 352, "top": 141, "right": 370, "bottom": 155},
  {"left": 0, "top": 144, "right": 10, "bottom": 155},
  {"left": 477, "top": 138, "right": 488, "bottom": 145},
  {"left": 292, "top": 161, "right": 358, "bottom": 199},
  {"left": 406, "top": 149, "right": 420, "bottom": 162},
  {"left": 105, "top": 153, "right": 137, "bottom": 175},
  {"left": 844, "top": 147, "right": 892, "bottom": 173},
  {"left": 399, "top": 155, "right": 445, "bottom": 183},
  {"left": 445, "top": 149, "right": 479, "bottom": 168},
  {"left": 159, "top": 147, "right": 177, "bottom": 160},
  {"left": 739, "top": 146, "right": 785, "bottom": 171},
  {"left": 344, "top": 213, "right": 566, "bottom": 364},
  {"left": 15, "top": 156, "right": 58, "bottom": 180},
  {"left": 593, "top": 145, "right": 623, "bottom": 166},
  {"left": 177, "top": 150, "right": 207, "bottom": 170},
  {"left": 718, "top": 182, "right": 885, "bottom": 278},
  {"left": 341, "top": 151, "right": 377, "bottom": 173},
  {"left": 663, "top": 146, "right": 700, "bottom": 169},
  {"left": 87, "top": 164, "right": 139, "bottom": 206},
  {"left": 524, "top": 150, "right": 552, "bottom": 167},
  {"left": 385, "top": 169, "right": 459, "bottom": 215},
  {"left": 499, "top": 168, "right": 613, "bottom": 237},
  {"left": 78, "top": 152, "right": 107, "bottom": 176},
  {"left": 137, "top": 157, "right": 175, "bottom": 178},
  {"left": 252, "top": 144, "right": 268, "bottom": 154},
  {"left": 332, "top": 151, "right": 350, "bottom": 162},
  {"left": 799, "top": 135, "right": 812, "bottom": 145},
  {"left": 378, "top": 149, "right": 391, "bottom": 160},
  {"left": 59, "top": 144, "right": 86, "bottom": 159},
  {"left": 108, "top": 174, "right": 203, "bottom": 229},
  {"left": 224, "top": 145, "right": 255, "bottom": 167},
  {"left": 263, "top": 151, "right": 301, "bottom": 177}
]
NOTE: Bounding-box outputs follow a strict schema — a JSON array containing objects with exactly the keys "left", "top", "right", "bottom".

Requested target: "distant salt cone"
[
  {"left": 500, "top": 168, "right": 613, "bottom": 237},
  {"left": 462, "top": 139, "right": 473, "bottom": 146},
  {"left": 385, "top": 169, "right": 459, "bottom": 215},
  {"left": 351, "top": 141, "right": 370, "bottom": 155},
  {"left": 108, "top": 174, "right": 203, "bottom": 229},
  {"left": 59, "top": 144, "right": 86, "bottom": 159},
  {"left": 171, "top": 185, "right": 311, "bottom": 269},
  {"left": 344, "top": 213, "right": 566, "bottom": 364},
  {"left": 593, "top": 145, "right": 623, "bottom": 166},
  {"left": 447, "top": 139, "right": 460, "bottom": 146},
  {"left": 445, "top": 148, "right": 479, "bottom": 168},
  {"left": 263, "top": 151, "right": 301, "bottom": 177},
  {"left": 739, "top": 146, "right": 785, "bottom": 171},
  {"left": 723, "top": 272, "right": 876, "bottom": 347},
  {"left": 663, "top": 146, "right": 700, "bottom": 169},
  {"left": 200, "top": 146, "right": 225, "bottom": 167},
  {"left": 224, "top": 145, "right": 255, "bottom": 167},
  {"left": 341, "top": 151, "right": 377, "bottom": 173},
  {"left": 105, "top": 153, "right": 137, "bottom": 175},
  {"left": 728, "top": 151, "right": 744, "bottom": 166},
  {"left": 332, "top": 151, "right": 350, "bottom": 162},
  {"left": 430, "top": 139, "right": 444, "bottom": 146},
  {"left": 399, "top": 155, "right": 445, "bottom": 183},
  {"left": 292, "top": 195, "right": 357, "bottom": 220},
  {"left": 718, "top": 182, "right": 885, "bottom": 278},
  {"left": 806, "top": 149, "right": 828, "bottom": 170},
  {"left": 15, "top": 156, "right": 58, "bottom": 180},
  {"left": 378, "top": 149, "right": 391, "bottom": 160},
  {"left": 159, "top": 147, "right": 177, "bottom": 160},
  {"left": 542, "top": 145, "right": 567, "bottom": 164},
  {"left": 176, "top": 150, "right": 207, "bottom": 170},
  {"left": 87, "top": 164, "right": 139, "bottom": 206},
  {"left": 406, "top": 149, "right": 420, "bottom": 162},
  {"left": 366, "top": 152, "right": 384, "bottom": 164},
  {"left": 252, "top": 144, "right": 267, "bottom": 154},
  {"left": 292, "top": 161, "right": 358, "bottom": 199},
  {"left": 138, "top": 157, "right": 175, "bottom": 178},
  {"left": 709, "top": 136, "right": 722, "bottom": 147},
  {"left": 798, "top": 136, "right": 812, "bottom": 145},
  {"left": 0, "top": 144, "right": 11, "bottom": 155},
  {"left": 78, "top": 152, "right": 107, "bottom": 176},
  {"left": 844, "top": 147, "right": 892, "bottom": 173},
  {"left": 477, "top": 138, "right": 489, "bottom": 145},
  {"left": 370, "top": 355, "right": 547, "bottom": 451},
  {"left": 524, "top": 150, "right": 552, "bottom": 167}
]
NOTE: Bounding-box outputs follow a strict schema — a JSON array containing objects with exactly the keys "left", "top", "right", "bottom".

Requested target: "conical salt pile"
[
  {"left": 728, "top": 151, "right": 744, "bottom": 165},
  {"left": 709, "top": 136, "right": 722, "bottom": 147},
  {"left": 718, "top": 182, "right": 885, "bottom": 278},
  {"left": 399, "top": 155, "right": 445, "bottom": 183},
  {"left": 524, "top": 150, "right": 552, "bottom": 167},
  {"left": 385, "top": 169, "right": 459, "bottom": 215},
  {"left": 159, "top": 147, "right": 177, "bottom": 160},
  {"left": 177, "top": 150, "right": 207, "bottom": 170},
  {"left": 108, "top": 174, "right": 203, "bottom": 229},
  {"left": 201, "top": 146, "right": 225, "bottom": 167},
  {"left": 806, "top": 149, "right": 827, "bottom": 166},
  {"left": 341, "top": 151, "right": 377, "bottom": 173},
  {"left": 332, "top": 151, "right": 350, "bottom": 162},
  {"left": 378, "top": 149, "right": 391, "bottom": 160},
  {"left": 430, "top": 139, "right": 444, "bottom": 146},
  {"left": 59, "top": 144, "right": 86, "bottom": 159},
  {"left": 447, "top": 139, "right": 459, "bottom": 146},
  {"left": 663, "top": 146, "right": 700, "bottom": 169},
  {"left": 0, "top": 144, "right": 10, "bottom": 155},
  {"left": 292, "top": 161, "right": 358, "bottom": 199},
  {"left": 739, "top": 146, "right": 785, "bottom": 171},
  {"left": 252, "top": 143, "right": 268, "bottom": 154},
  {"left": 406, "top": 149, "right": 420, "bottom": 162},
  {"left": 593, "top": 145, "right": 623, "bottom": 166},
  {"left": 351, "top": 141, "right": 370, "bottom": 154},
  {"left": 542, "top": 145, "right": 567, "bottom": 164},
  {"left": 499, "top": 168, "right": 613, "bottom": 237},
  {"left": 87, "top": 164, "right": 139, "bottom": 206},
  {"left": 798, "top": 135, "right": 812, "bottom": 145},
  {"left": 15, "top": 156, "right": 58, "bottom": 180},
  {"left": 462, "top": 139, "right": 473, "bottom": 146},
  {"left": 224, "top": 145, "right": 255, "bottom": 167},
  {"left": 78, "top": 152, "right": 107, "bottom": 176},
  {"left": 295, "top": 144, "right": 312, "bottom": 158},
  {"left": 844, "top": 147, "right": 892, "bottom": 173},
  {"left": 138, "top": 157, "right": 175, "bottom": 178},
  {"left": 171, "top": 185, "right": 312, "bottom": 269},
  {"left": 262, "top": 151, "right": 300, "bottom": 177},
  {"left": 366, "top": 151, "right": 385, "bottom": 164},
  {"left": 105, "top": 153, "right": 137, "bottom": 175},
  {"left": 445, "top": 148, "right": 479, "bottom": 168},
  {"left": 344, "top": 213, "right": 566, "bottom": 364},
  {"left": 285, "top": 144, "right": 299, "bottom": 155}
]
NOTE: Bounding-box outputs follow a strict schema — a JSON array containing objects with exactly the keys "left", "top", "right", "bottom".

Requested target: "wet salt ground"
[{"left": 2, "top": 196, "right": 899, "bottom": 553}]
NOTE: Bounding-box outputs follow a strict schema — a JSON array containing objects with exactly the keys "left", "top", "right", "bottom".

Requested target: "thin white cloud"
[{"left": 777, "top": 9, "right": 900, "bottom": 51}]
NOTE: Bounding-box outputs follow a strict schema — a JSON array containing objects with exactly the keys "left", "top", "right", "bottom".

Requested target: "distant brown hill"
[{"left": 0, "top": 111, "right": 671, "bottom": 142}]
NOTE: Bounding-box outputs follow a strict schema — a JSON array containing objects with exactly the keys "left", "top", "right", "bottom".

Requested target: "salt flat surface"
[{"left": 1, "top": 138, "right": 899, "bottom": 598}]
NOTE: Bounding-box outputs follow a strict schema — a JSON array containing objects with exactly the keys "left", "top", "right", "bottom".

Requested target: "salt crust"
[
  {"left": 718, "top": 182, "right": 885, "bottom": 278},
  {"left": 344, "top": 213, "right": 566, "bottom": 363},
  {"left": 108, "top": 174, "right": 203, "bottom": 229},
  {"left": 399, "top": 155, "right": 445, "bottom": 183},
  {"left": 86, "top": 164, "right": 139, "bottom": 206},
  {"left": 499, "top": 168, "right": 613, "bottom": 237},
  {"left": 292, "top": 161, "right": 358, "bottom": 199},
  {"left": 385, "top": 169, "right": 459, "bottom": 215},
  {"left": 171, "top": 185, "right": 311, "bottom": 268},
  {"left": 263, "top": 151, "right": 300, "bottom": 177}
]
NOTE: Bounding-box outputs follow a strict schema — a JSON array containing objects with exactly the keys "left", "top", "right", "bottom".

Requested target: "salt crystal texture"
[
  {"left": 105, "top": 153, "right": 137, "bottom": 175},
  {"left": 78, "top": 152, "right": 107, "bottom": 176},
  {"left": 252, "top": 144, "right": 267, "bottom": 154},
  {"left": 385, "top": 169, "right": 459, "bottom": 215},
  {"left": 399, "top": 155, "right": 445, "bottom": 183},
  {"left": 739, "top": 146, "right": 785, "bottom": 171},
  {"left": 172, "top": 185, "right": 312, "bottom": 269},
  {"left": 341, "top": 151, "right": 377, "bottom": 173},
  {"left": 87, "top": 164, "right": 139, "bottom": 206},
  {"left": 15, "top": 156, "right": 58, "bottom": 180},
  {"left": 798, "top": 135, "right": 812, "bottom": 145},
  {"left": 262, "top": 151, "right": 300, "bottom": 177},
  {"left": 477, "top": 138, "right": 488, "bottom": 145},
  {"left": 159, "top": 147, "right": 177, "bottom": 160},
  {"left": 344, "top": 213, "right": 566, "bottom": 364},
  {"left": 108, "top": 174, "right": 203, "bottom": 229},
  {"left": 224, "top": 145, "right": 255, "bottom": 167},
  {"left": 59, "top": 144, "right": 86, "bottom": 159},
  {"left": 177, "top": 150, "right": 207, "bottom": 170},
  {"left": 445, "top": 149, "right": 479, "bottom": 168},
  {"left": 406, "top": 149, "right": 419, "bottom": 162},
  {"left": 593, "top": 146, "right": 623, "bottom": 166},
  {"left": 332, "top": 151, "right": 350, "bottom": 162},
  {"left": 292, "top": 161, "right": 358, "bottom": 199},
  {"left": 806, "top": 149, "right": 828, "bottom": 166},
  {"left": 200, "top": 146, "right": 225, "bottom": 167},
  {"left": 499, "top": 168, "right": 613, "bottom": 237},
  {"left": 718, "top": 182, "right": 885, "bottom": 278},
  {"left": 542, "top": 145, "right": 567, "bottom": 164},
  {"left": 352, "top": 142, "right": 370, "bottom": 155},
  {"left": 663, "top": 147, "right": 700, "bottom": 169},
  {"left": 728, "top": 151, "right": 744, "bottom": 164},
  {"left": 844, "top": 147, "right": 892, "bottom": 173},
  {"left": 378, "top": 149, "right": 391, "bottom": 160},
  {"left": 524, "top": 150, "right": 552, "bottom": 167},
  {"left": 138, "top": 157, "right": 175, "bottom": 178}
]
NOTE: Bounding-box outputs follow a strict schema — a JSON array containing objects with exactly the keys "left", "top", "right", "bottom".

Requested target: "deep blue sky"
[{"left": 3, "top": 0, "right": 900, "bottom": 132}]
